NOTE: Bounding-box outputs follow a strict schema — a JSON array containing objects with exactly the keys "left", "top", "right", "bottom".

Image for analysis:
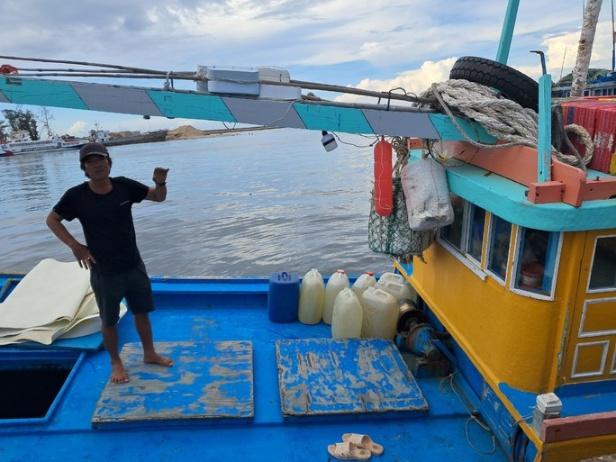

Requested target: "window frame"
[
  {"left": 586, "top": 234, "right": 616, "bottom": 294},
  {"left": 485, "top": 213, "right": 513, "bottom": 286},
  {"left": 437, "top": 199, "right": 487, "bottom": 280},
  {"left": 509, "top": 226, "right": 563, "bottom": 301}
]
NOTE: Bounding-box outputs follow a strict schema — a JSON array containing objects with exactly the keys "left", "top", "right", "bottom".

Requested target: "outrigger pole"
[{"left": 495, "top": 0, "right": 520, "bottom": 64}]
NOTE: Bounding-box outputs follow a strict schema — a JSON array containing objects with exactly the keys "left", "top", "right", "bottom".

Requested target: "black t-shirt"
[{"left": 53, "top": 176, "right": 149, "bottom": 273}]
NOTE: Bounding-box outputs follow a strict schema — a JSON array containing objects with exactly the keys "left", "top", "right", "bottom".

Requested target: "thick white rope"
[{"left": 422, "top": 79, "right": 593, "bottom": 169}]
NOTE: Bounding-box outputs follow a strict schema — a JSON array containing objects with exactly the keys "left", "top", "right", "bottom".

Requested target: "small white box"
[
  {"left": 258, "top": 67, "right": 291, "bottom": 83},
  {"left": 206, "top": 66, "right": 259, "bottom": 83},
  {"left": 207, "top": 81, "right": 260, "bottom": 96},
  {"left": 536, "top": 393, "right": 562, "bottom": 415},
  {"left": 259, "top": 84, "right": 301, "bottom": 100}
]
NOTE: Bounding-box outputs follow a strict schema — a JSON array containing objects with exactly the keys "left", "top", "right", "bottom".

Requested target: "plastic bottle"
[
  {"left": 351, "top": 271, "right": 377, "bottom": 298},
  {"left": 298, "top": 269, "right": 325, "bottom": 324},
  {"left": 322, "top": 269, "right": 350, "bottom": 324},
  {"left": 360, "top": 286, "right": 398, "bottom": 339},
  {"left": 331, "top": 288, "right": 363, "bottom": 339}
]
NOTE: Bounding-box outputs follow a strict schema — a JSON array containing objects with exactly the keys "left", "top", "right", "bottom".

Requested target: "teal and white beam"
[{"left": 0, "top": 76, "right": 496, "bottom": 143}]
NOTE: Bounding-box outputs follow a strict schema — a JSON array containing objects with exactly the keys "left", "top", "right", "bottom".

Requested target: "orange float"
[{"left": 374, "top": 137, "right": 393, "bottom": 216}]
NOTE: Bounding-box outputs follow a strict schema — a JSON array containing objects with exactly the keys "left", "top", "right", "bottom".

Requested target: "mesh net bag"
[{"left": 368, "top": 177, "right": 434, "bottom": 259}]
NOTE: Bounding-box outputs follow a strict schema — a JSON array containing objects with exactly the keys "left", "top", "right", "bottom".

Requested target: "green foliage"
[
  {"left": 557, "top": 68, "right": 611, "bottom": 85},
  {"left": 1, "top": 109, "right": 39, "bottom": 140}
]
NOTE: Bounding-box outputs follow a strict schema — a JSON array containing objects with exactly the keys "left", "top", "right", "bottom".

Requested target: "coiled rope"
[{"left": 422, "top": 79, "right": 594, "bottom": 170}]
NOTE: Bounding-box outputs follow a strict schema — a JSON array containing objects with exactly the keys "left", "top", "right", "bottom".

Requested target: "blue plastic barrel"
[{"left": 268, "top": 272, "right": 300, "bottom": 323}]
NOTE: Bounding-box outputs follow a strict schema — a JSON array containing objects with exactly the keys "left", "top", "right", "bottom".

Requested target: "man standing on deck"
[{"left": 46, "top": 142, "right": 173, "bottom": 384}]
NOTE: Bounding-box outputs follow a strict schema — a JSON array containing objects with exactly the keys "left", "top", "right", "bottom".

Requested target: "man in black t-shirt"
[{"left": 46, "top": 142, "right": 173, "bottom": 383}]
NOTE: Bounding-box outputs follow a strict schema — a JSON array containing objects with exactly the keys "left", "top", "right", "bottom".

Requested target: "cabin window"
[
  {"left": 440, "top": 196, "right": 486, "bottom": 269},
  {"left": 487, "top": 215, "right": 512, "bottom": 281},
  {"left": 589, "top": 236, "right": 616, "bottom": 291},
  {"left": 440, "top": 194, "right": 465, "bottom": 250},
  {"left": 467, "top": 206, "right": 486, "bottom": 262},
  {"left": 513, "top": 228, "right": 561, "bottom": 296}
]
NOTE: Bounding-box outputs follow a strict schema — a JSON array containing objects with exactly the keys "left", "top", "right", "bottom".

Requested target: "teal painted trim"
[
  {"left": 537, "top": 74, "right": 552, "bottom": 182},
  {"left": 495, "top": 0, "right": 520, "bottom": 64},
  {"left": 0, "top": 77, "right": 87, "bottom": 110},
  {"left": 444, "top": 161, "right": 616, "bottom": 232},
  {"left": 294, "top": 103, "right": 372, "bottom": 134},
  {"left": 147, "top": 90, "right": 236, "bottom": 122},
  {"left": 429, "top": 114, "right": 497, "bottom": 143}
]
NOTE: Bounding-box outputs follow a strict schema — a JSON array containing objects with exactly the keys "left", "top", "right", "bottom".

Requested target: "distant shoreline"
[{"left": 107, "top": 125, "right": 276, "bottom": 147}]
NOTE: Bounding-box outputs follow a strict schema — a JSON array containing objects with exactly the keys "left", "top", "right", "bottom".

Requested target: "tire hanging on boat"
[
  {"left": 449, "top": 56, "right": 539, "bottom": 111},
  {"left": 373, "top": 137, "right": 393, "bottom": 216}
]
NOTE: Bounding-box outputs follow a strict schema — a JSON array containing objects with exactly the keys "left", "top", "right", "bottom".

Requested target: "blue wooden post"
[
  {"left": 496, "top": 0, "right": 520, "bottom": 64},
  {"left": 537, "top": 74, "right": 552, "bottom": 182}
]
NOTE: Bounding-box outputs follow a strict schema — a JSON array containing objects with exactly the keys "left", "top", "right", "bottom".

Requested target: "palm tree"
[{"left": 571, "top": 0, "right": 604, "bottom": 96}]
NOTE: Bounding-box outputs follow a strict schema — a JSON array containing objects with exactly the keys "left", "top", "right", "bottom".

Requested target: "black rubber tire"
[{"left": 449, "top": 56, "right": 538, "bottom": 111}]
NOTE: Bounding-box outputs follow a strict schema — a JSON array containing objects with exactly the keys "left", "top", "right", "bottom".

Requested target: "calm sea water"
[{"left": 0, "top": 129, "right": 391, "bottom": 277}]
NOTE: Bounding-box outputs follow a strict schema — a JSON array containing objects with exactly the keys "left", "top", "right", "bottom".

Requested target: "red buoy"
[{"left": 374, "top": 137, "right": 393, "bottom": 216}]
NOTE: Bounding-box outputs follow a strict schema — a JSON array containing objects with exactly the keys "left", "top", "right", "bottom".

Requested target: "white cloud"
[
  {"left": 335, "top": 57, "right": 457, "bottom": 104},
  {"left": 544, "top": 19, "right": 615, "bottom": 79}
]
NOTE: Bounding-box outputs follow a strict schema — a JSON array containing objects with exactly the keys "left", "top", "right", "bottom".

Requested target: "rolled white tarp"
[{"left": 0, "top": 259, "right": 126, "bottom": 345}]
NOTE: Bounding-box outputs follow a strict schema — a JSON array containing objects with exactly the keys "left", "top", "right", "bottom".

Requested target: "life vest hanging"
[{"left": 374, "top": 137, "right": 393, "bottom": 216}]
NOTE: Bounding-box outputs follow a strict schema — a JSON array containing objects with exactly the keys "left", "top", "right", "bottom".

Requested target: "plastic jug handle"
[{"left": 280, "top": 272, "right": 290, "bottom": 281}]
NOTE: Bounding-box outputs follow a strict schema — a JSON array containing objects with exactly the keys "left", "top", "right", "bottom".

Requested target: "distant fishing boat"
[
  {"left": 0, "top": 131, "right": 88, "bottom": 157},
  {"left": 553, "top": 72, "right": 616, "bottom": 98}
]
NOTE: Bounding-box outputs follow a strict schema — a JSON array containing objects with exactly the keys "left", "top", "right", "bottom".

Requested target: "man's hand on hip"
[{"left": 70, "top": 243, "right": 96, "bottom": 269}]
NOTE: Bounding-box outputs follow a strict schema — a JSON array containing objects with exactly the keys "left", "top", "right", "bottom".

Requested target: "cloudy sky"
[{"left": 0, "top": 0, "right": 614, "bottom": 136}]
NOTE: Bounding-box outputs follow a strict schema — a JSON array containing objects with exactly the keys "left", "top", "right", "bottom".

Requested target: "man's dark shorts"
[{"left": 90, "top": 261, "right": 154, "bottom": 327}]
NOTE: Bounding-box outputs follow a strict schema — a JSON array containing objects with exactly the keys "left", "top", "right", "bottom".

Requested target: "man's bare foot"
[
  {"left": 111, "top": 360, "right": 129, "bottom": 384},
  {"left": 144, "top": 351, "right": 174, "bottom": 367}
]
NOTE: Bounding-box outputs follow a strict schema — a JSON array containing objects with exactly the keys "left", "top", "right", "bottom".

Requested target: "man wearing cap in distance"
[{"left": 46, "top": 142, "right": 173, "bottom": 384}]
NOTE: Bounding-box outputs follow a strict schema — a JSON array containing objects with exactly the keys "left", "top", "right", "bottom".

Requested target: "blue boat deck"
[{"left": 0, "top": 276, "right": 507, "bottom": 461}]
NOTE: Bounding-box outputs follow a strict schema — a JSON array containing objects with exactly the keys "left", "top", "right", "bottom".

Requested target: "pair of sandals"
[{"left": 328, "top": 433, "right": 384, "bottom": 460}]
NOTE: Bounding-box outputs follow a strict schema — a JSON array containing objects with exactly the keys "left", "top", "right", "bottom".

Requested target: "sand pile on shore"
[{"left": 166, "top": 125, "right": 205, "bottom": 140}]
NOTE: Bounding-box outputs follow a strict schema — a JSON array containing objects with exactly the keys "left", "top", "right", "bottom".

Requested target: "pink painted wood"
[
  {"left": 442, "top": 141, "right": 616, "bottom": 206},
  {"left": 541, "top": 411, "right": 616, "bottom": 443},
  {"left": 527, "top": 181, "right": 564, "bottom": 204}
]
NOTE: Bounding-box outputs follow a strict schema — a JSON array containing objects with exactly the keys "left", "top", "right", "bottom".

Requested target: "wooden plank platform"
[
  {"left": 276, "top": 338, "right": 428, "bottom": 417},
  {"left": 92, "top": 341, "right": 253, "bottom": 427}
]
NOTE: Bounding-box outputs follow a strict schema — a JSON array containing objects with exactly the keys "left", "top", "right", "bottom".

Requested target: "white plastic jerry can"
[
  {"left": 376, "top": 279, "right": 415, "bottom": 302},
  {"left": 377, "top": 272, "right": 405, "bottom": 286},
  {"left": 361, "top": 286, "right": 398, "bottom": 339},
  {"left": 331, "top": 288, "right": 363, "bottom": 339},
  {"left": 351, "top": 271, "right": 377, "bottom": 298},
  {"left": 322, "top": 269, "right": 350, "bottom": 325},
  {"left": 298, "top": 269, "right": 325, "bottom": 325}
]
